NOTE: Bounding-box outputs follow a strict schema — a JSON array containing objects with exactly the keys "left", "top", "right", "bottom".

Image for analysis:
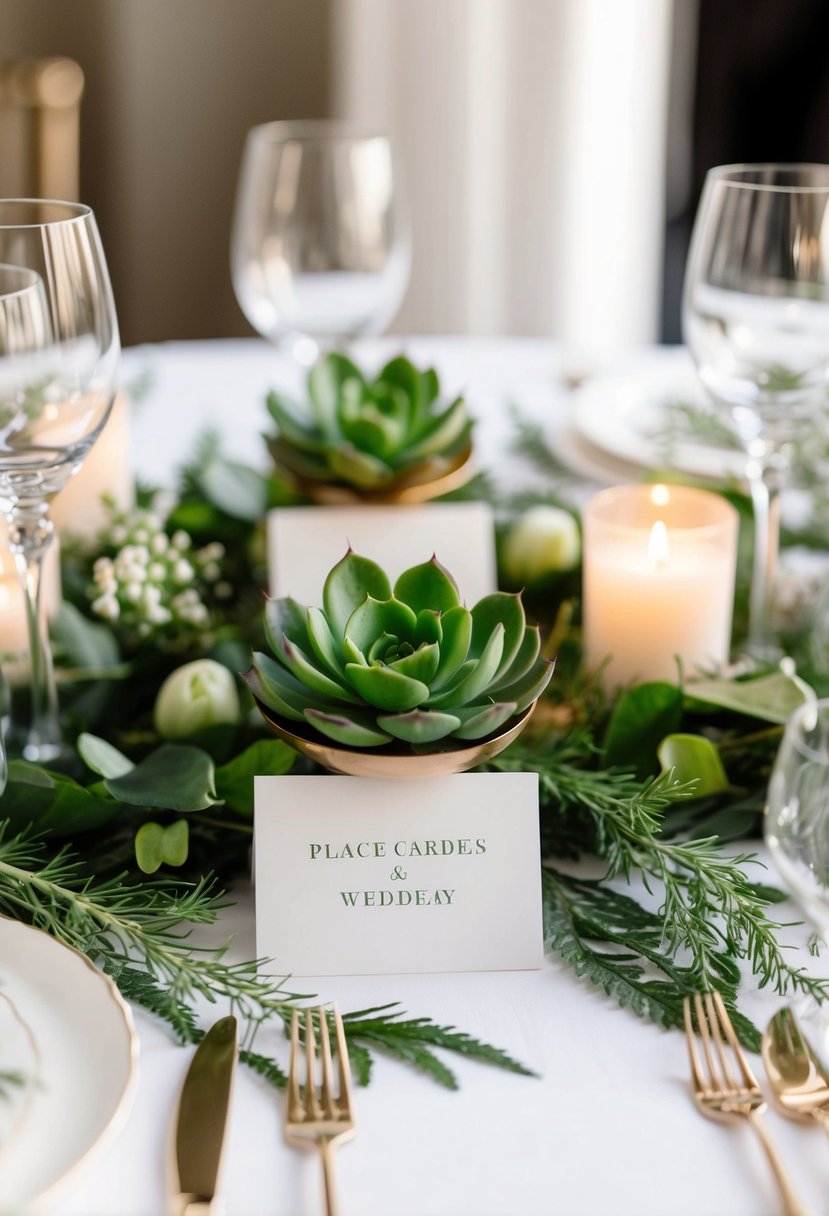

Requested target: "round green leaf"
[
  {"left": 135, "top": 819, "right": 189, "bottom": 875},
  {"left": 77, "top": 733, "right": 134, "bottom": 780},
  {"left": 657, "top": 733, "right": 730, "bottom": 796},
  {"left": 344, "top": 596, "right": 417, "bottom": 655},
  {"left": 387, "top": 641, "right": 441, "bottom": 684}
]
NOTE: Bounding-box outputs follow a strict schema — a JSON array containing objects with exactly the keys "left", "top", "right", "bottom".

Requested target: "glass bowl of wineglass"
[
  {"left": 0, "top": 200, "right": 119, "bottom": 762},
  {"left": 682, "top": 163, "right": 829, "bottom": 660},
  {"left": 230, "top": 120, "right": 411, "bottom": 365}
]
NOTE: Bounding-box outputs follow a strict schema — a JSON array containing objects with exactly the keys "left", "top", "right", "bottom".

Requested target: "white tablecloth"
[{"left": 50, "top": 338, "right": 828, "bottom": 1216}]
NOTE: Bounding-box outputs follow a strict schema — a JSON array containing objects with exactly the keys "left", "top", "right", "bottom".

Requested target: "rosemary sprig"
[{"left": 493, "top": 732, "right": 829, "bottom": 1007}]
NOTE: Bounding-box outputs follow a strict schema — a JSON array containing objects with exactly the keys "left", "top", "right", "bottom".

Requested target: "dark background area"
[{"left": 662, "top": 0, "right": 829, "bottom": 341}]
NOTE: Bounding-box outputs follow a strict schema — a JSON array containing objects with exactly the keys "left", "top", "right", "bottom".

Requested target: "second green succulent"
[{"left": 246, "top": 551, "right": 553, "bottom": 749}]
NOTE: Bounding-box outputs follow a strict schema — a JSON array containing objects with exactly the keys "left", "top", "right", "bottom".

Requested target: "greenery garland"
[{"left": 1, "top": 383, "right": 827, "bottom": 1090}]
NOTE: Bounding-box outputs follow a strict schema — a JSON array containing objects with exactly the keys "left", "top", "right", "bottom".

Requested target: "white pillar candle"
[
  {"left": 51, "top": 394, "right": 134, "bottom": 542},
  {"left": 582, "top": 483, "right": 738, "bottom": 691}
]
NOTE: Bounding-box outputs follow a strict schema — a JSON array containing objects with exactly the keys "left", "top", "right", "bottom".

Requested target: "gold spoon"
[{"left": 762, "top": 1008, "right": 829, "bottom": 1133}]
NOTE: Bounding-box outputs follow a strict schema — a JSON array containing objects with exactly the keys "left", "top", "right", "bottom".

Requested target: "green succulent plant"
[
  {"left": 245, "top": 551, "right": 554, "bottom": 749},
  {"left": 265, "top": 353, "right": 473, "bottom": 494}
]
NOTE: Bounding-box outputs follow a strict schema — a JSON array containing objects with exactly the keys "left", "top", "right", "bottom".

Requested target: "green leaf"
[
  {"left": 344, "top": 662, "right": 430, "bottom": 711},
  {"left": 105, "top": 744, "right": 220, "bottom": 811},
  {"left": 376, "top": 708, "right": 461, "bottom": 743},
  {"left": 50, "top": 602, "right": 120, "bottom": 669},
  {"left": 603, "top": 682, "right": 684, "bottom": 779},
  {"left": 388, "top": 642, "right": 441, "bottom": 684},
  {"left": 323, "top": 551, "right": 392, "bottom": 640},
  {"left": 1, "top": 766, "right": 117, "bottom": 836},
  {"left": 488, "top": 658, "right": 554, "bottom": 714},
  {"left": 215, "top": 740, "right": 295, "bottom": 815},
  {"left": 280, "top": 637, "right": 361, "bottom": 704},
  {"left": 469, "top": 592, "right": 525, "bottom": 681},
  {"left": 266, "top": 390, "right": 326, "bottom": 451},
  {"left": 199, "top": 457, "right": 269, "bottom": 521},
  {"left": 405, "top": 396, "right": 469, "bottom": 459},
  {"left": 134, "top": 819, "right": 189, "bottom": 874},
  {"left": 247, "top": 655, "right": 338, "bottom": 721},
  {"left": 306, "top": 606, "right": 346, "bottom": 678},
  {"left": 264, "top": 596, "right": 311, "bottom": 657},
  {"left": 430, "top": 605, "right": 472, "bottom": 690},
  {"left": 489, "top": 624, "right": 541, "bottom": 692},
  {"left": 685, "top": 670, "right": 813, "bottom": 725},
  {"left": 327, "top": 443, "right": 394, "bottom": 488},
  {"left": 344, "top": 596, "right": 417, "bottom": 655},
  {"left": 451, "top": 701, "right": 518, "bottom": 740},
  {"left": 393, "top": 558, "right": 460, "bottom": 615},
  {"left": 304, "top": 708, "right": 392, "bottom": 747},
  {"left": 308, "top": 353, "right": 364, "bottom": 441},
  {"left": 77, "top": 733, "right": 135, "bottom": 779},
  {"left": 429, "top": 623, "right": 504, "bottom": 708},
  {"left": 657, "top": 733, "right": 730, "bottom": 797}
]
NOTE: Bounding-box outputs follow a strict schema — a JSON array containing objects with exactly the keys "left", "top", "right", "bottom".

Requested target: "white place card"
[
  {"left": 254, "top": 772, "right": 542, "bottom": 976},
  {"left": 267, "top": 502, "right": 496, "bottom": 604}
]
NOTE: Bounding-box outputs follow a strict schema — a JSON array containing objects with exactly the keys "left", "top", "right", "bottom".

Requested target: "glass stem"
[
  {"left": 746, "top": 450, "right": 784, "bottom": 661},
  {"left": 7, "top": 502, "right": 61, "bottom": 762}
]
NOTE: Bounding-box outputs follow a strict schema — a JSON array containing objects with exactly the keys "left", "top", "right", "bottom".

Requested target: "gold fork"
[
  {"left": 285, "top": 1004, "right": 356, "bottom": 1216},
  {"left": 683, "top": 993, "right": 810, "bottom": 1216}
]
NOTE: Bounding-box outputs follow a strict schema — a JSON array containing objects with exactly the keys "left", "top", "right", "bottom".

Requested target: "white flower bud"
[
  {"left": 154, "top": 658, "right": 241, "bottom": 739},
  {"left": 148, "top": 562, "right": 166, "bottom": 582},
  {"left": 124, "top": 582, "right": 143, "bottom": 603},
  {"left": 147, "top": 604, "right": 172, "bottom": 625},
  {"left": 173, "top": 559, "right": 195, "bottom": 584},
  {"left": 202, "top": 562, "right": 221, "bottom": 582},
  {"left": 501, "top": 506, "right": 581, "bottom": 585},
  {"left": 92, "top": 593, "right": 120, "bottom": 621},
  {"left": 93, "top": 556, "right": 114, "bottom": 576},
  {"left": 111, "top": 525, "right": 128, "bottom": 545},
  {"left": 172, "top": 530, "right": 191, "bottom": 551},
  {"left": 143, "top": 585, "right": 162, "bottom": 610},
  {"left": 151, "top": 533, "right": 169, "bottom": 556}
]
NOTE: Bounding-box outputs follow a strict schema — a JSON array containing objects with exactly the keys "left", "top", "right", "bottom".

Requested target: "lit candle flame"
[{"left": 648, "top": 519, "right": 669, "bottom": 567}]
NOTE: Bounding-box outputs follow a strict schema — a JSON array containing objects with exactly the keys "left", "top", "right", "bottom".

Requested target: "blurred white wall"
[{"left": 334, "top": 0, "right": 674, "bottom": 355}]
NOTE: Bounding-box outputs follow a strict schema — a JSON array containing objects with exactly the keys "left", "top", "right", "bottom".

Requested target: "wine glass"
[
  {"left": 230, "top": 120, "right": 411, "bottom": 365},
  {"left": 682, "top": 164, "right": 829, "bottom": 660},
  {"left": 0, "top": 200, "right": 120, "bottom": 762}
]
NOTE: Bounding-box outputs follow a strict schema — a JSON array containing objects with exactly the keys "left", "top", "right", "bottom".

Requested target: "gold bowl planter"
[
  {"left": 252, "top": 696, "right": 535, "bottom": 779},
  {"left": 275, "top": 445, "right": 475, "bottom": 506}
]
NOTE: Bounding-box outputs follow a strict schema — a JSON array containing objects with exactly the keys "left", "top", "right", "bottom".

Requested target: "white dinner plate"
[
  {"left": 0, "top": 917, "right": 139, "bottom": 1212},
  {"left": 568, "top": 345, "right": 748, "bottom": 483},
  {"left": 0, "top": 990, "right": 39, "bottom": 1157}
]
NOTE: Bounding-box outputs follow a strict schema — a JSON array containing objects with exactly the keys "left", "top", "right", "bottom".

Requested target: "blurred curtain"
[{"left": 333, "top": 0, "right": 674, "bottom": 355}]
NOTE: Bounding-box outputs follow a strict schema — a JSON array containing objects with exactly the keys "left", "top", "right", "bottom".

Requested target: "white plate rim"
[
  {"left": 0, "top": 915, "right": 140, "bottom": 1211},
  {"left": 569, "top": 345, "right": 748, "bottom": 482}
]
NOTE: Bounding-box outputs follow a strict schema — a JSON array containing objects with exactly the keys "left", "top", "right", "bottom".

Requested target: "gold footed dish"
[
  {"left": 275, "top": 445, "right": 475, "bottom": 506},
  {"left": 253, "top": 697, "right": 535, "bottom": 779}
]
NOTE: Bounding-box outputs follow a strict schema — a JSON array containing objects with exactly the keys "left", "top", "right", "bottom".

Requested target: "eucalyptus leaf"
[
  {"left": 603, "top": 682, "right": 684, "bottom": 778},
  {"left": 77, "top": 733, "right": 135, "bottom": 779},
  {"left": 104, "top": 744, "right": 220, "bottom": 811},
  {"left": 1, "top": 767, "right": 117, "bottom": 836},
  {"left": 686, "top": 670, "right": 813, "bottom": 725},
  {"left": 50, "top": 603, "right": 120, "bottom": 669},
  {"left": 657, "top": 733, "right": 730, "bottom": 797},
  {"left": 215, "top": 740, "right": 295, "bottom": 816},
  {"left": 199, "top": 457, "right": 269, "bottom": 522}
]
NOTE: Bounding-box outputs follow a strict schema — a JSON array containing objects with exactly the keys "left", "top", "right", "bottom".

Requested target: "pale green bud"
[
  {"left": 502, "top": 506, "right": 581, "bottom": 585},
  {"left": 154, "top": 658, "right": 241, "bottom": 739}
]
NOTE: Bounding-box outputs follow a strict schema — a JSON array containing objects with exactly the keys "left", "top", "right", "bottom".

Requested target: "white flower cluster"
[{"left": 91, "top": 509, "right": 229, "bottom": 641}]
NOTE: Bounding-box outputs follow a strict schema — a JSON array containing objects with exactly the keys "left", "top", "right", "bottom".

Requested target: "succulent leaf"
[
  {"left": 393, "top": 556, "right": 460, "bottom": 615},
  {"left": 265, "top": 392, "right": 326, "bottom": 453},
  {"left": 451, "top": 701, "right": 519, "bottom": 740},
  {"left": 430, "top": 605, "right": 473, "bottom": 690},
  {"left": 252, "top": 552, "right": 553, "bottom": 750},
  {"left": 308, "top": 354, "right": 365, "bottom": 441},
  {"left": 377, "top": 708, "right": 462, "bottom": 744},
  {"left": 323, "top": 551, "right": 392, "bottom": 640},
  {"left": 404, "top": 396, "right": 469, "bottom": 460},
  {"left": 328, "top": 444, "right": 395, "bottom": 489},
  {"left": 429, "top": 623, "right": 505, "bottom": 708},
  {"left": 304, "top": 708, "right": 392, "bottom": 747},
  {"left": 344, "top": 595, "right": 417, "bottom": 656},
  {"left": 470, "top": 592, "right": 526, "bottom": 682},
  {"left": 344, "top": 662, "right": 430, "bottom": 712}
]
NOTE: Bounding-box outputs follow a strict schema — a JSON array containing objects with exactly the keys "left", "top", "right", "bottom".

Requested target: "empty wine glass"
[
  {"left": 682, "top": 164, "right": 829, "bottom": 659},
  {"left": 230, "top": 120, "right": 410, "bottom": 364},
  {"left": 0, "top": 200, "right": 119, "bottom": 762}
]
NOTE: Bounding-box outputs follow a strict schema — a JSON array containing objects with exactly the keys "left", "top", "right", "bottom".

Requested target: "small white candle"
[
  {"left": 583, "top": 483, "right": 738, "bottom": 690},
  {"left": 51, "top": 394, "right": 134, "bottom": 542},
  {"left": 0, "top": 523, "right": 62, "bottom": 660}
]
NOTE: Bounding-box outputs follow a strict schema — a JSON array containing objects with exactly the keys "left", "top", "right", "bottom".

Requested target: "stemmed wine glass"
[
  {"left": 230, "top": 120, "right": 411, "bottom": 365},
  {"left": 682, "top": 164, "right": 829, "bottom": 660},
  {"left": 0, "top": 200, "right": 119, "bottom": 762}
]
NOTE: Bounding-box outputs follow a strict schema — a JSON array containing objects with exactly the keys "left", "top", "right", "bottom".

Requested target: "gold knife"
[{"left": 172, "top": 1015, "right": 238, "bottom": 1216}]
